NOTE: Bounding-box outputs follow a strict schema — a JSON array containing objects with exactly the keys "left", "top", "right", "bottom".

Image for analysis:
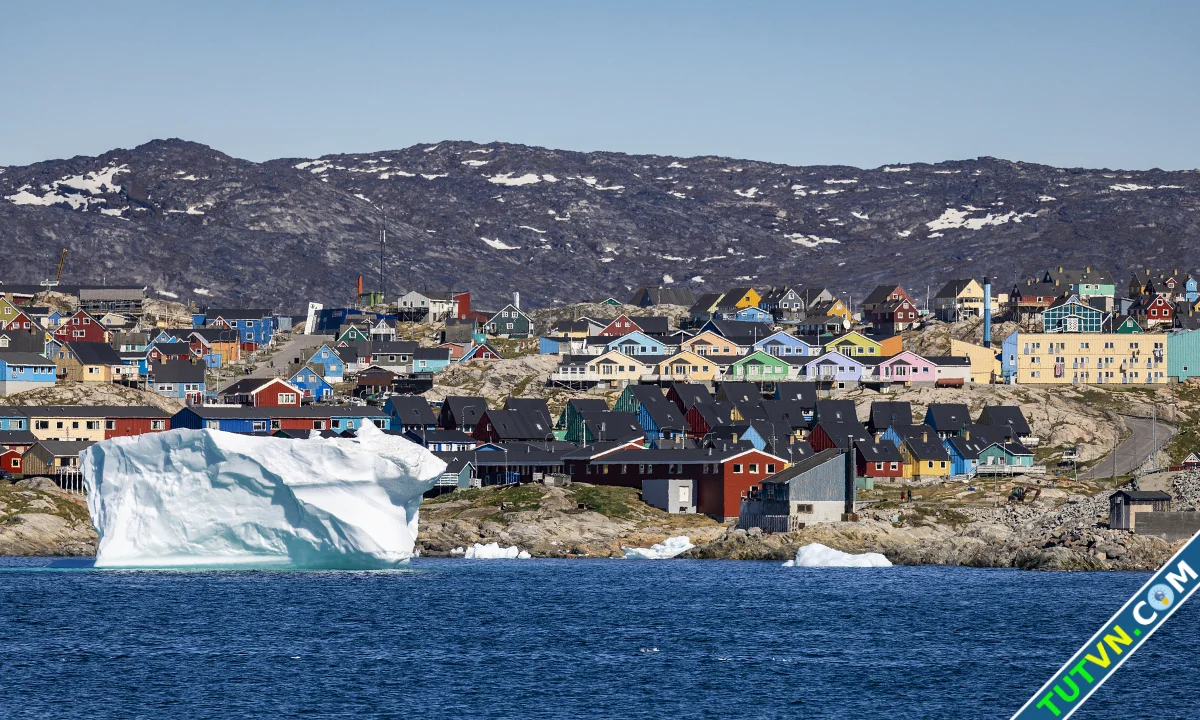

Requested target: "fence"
[
  {"left": 975, "top": 464, "right": 1047, "bottom": 476},
  {"left": 56, "top": 468, "right": 86, "bottom": 494}
]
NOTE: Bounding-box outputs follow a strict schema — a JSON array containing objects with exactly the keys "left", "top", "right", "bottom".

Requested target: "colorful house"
[
  {"left": 753, "top": 331, "right": 822, "bottom": 358},
  {"left": 605, "top": 331, "right": 667, "bottom": 356},
  {"left": 898, "top": 429, "right": 951, "bottom": 479},
  {"left": 734, "top": 306, "right": 772, "bottom": 323},
  {"left": 147, "top": 359, "right": 206, "bottom": 403},
  {"left": 876, "top": 351, "right": 939, "bottom": 386},
  {"left": 825, "top": 331, "right": 885, "bottom": 358},
  {"left": 289, "top": 365, "right": 335, "bottom": 400},
  {"left": 303, "top": 345, "right": 344, "bottom": 383},
  {"left": 197, "top": 309, "right": 276, "bottom": 350},
  {"left": 0, "top": 352, "right": 58, "bottom": 396},
  {"left": 458, "top": 343, "right": 503, "bottom": 362},
  {"left": 413, "top": 347, "right": 452, "bottom": 374},
  {"left": 53, "top": 311, "right": 108, "bottom": 344},
  {"left": 485, "top": 304, "right": 533, "bottom": 338},
  {"left": 1042, "top": 295, "right": 1104, "bottom": 333},
  {"left": 648, "top": 350, "right": 721, "bottom": 383},
  {"left": 801, "top": 352, "right": 867, "bottom": 387},
  {"left": 977, "top": 441, "right": 1035, "bottom": 470},
  {"left": 681, "top": 330, "right": 746, "bottom": 357},
  {"left": 726, "top": 350, "right": 790, "bottom": 382}
]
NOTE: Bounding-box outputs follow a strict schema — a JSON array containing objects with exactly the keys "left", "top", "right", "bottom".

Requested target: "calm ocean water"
[{"left": 0, "top": 559, "right": 1193, "bottom": 719}]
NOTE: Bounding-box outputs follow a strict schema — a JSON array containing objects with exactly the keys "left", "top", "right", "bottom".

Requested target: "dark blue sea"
[{"left": 0, "top": 559, "right": 1193, "bottom": 719}]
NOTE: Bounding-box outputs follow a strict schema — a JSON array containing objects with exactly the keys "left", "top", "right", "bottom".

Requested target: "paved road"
[
  {"left": 218, "top": 332, "right": 332, "bottom": 391},
  {"left": 1088, "top": 415, "right": 1177, "bottom": 479}
]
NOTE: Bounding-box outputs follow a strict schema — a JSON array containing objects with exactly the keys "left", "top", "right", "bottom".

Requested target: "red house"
[
  {"left": 870, "top": 297, "right": 920, "bottom": 332},
  {"left": 453, "top": 290, "right": 472, "bottom": 320},
  {"left": 860, "top": 285, "right": 914, "bottom": 315},
  {"left": 854, "top": 441, "right": 904, "bottom": 479},
  {"left": 53, "top": 311, "right": 108, "bottom": 343},
  {"left": 685, "top": 402, "right": 735, "bottom": 439},
  {"left": 563, "top": 446, "right": 785, "bottom": 520},
  {"left": 3, "top": 310, "right": 35, "bottom": 331},
  {"left": 104, "top": 408, "right": 173, "bottom": 439},
  {"left": 598, "top": 314, "right": 641, "bottom": 338},
  {"left": 808, "top": 420, "right": 870, "bottom": 453},
  {"left": 218, "top": 378, "right": 303, "bottom": 407},
  {"left": 0, "top": 448, "right": 22, "bottom": 476},
  {"left": 1129, "top": 293, "right": 1174, "bottom": 327},
  {"left": 147, "top": 342, "right": 193, "bottom": 363}
]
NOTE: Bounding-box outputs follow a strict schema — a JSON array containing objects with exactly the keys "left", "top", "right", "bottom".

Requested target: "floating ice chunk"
[
  {"left": 622, "top": 536, "right": 693, "bottom": 559},
  {"left": 82, "top": 424, "right": 445, "bottom": 569},
  {"left": 463, "top": 543, "right": 530, "bottom": 559},
  {"left": 782, "top": 543, "right": 892, "bottom": 567}
]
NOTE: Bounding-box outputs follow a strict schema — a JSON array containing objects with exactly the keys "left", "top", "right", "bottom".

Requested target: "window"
[
  {"left": 151, "top": 420, "right": 165, "bottom": 430},
  {"left": 927, "top": 461, "right": 934, "bottom": 468},
  {"left": 279, "top": 393, "right": 297, "bottom": 405},
  {"left": 733, "top": 463, "right": 743, "bottom": 473},
  {"left": 795, "top": 504, "right": 814, "bottom": 514},
  {"left": 749, "top": 463, "right": 759, "bottom": 473},
  {"left": 890, "top": 462, "right": 898, "bottom": 470},
  {"left": 35, "top": 420, "right": 48, "bottom": 430},
  {"left": 766, "top": 463, "right": 776, "bottom": 474},
  {"left": 71, "top": 421, "right": 79, "bottom": 429},
  {"left": 252, "top": 421, "right": 267, "bottom": 432},
  {"left": 313, "top": 420, "right": 326, "bottom": 430},
  {"left": 875, "top": 462, "right": 884, "bottom": 470},
  {"left": 86, "top": 421, "right": 100, "bottom": 430}
]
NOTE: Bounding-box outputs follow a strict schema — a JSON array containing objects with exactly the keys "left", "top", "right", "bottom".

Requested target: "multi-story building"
[{"left": 1000, "top": 331, "right": 1168, "bottom": 385}]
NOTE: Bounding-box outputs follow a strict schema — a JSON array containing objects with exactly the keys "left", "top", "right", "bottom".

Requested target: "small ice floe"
[
  {"left": 782, "top": 543, "right": 891, "bottom": 567},
  {"left": 621, "top": 536, "right": 693, "bottom": 560},
  {"left": 463, "top": 543, "right": 530, "bottom": 559}
]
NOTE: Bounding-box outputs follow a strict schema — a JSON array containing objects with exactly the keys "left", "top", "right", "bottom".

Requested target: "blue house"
[
  {"left": 1188, "top": 276, "right": 1199, "bottom": 303},
  {"left": 978, "top": 441, "right": 1035, "bottom": 469},
  {"left": 0, "top": 352, "right": 57, "bottom": 396},
  {"left": 944, "top": 435, "right": 988, "bottom": 477},
  {"left": 0, "top": 406, "right": 29, "bottom": 430},
  {"left": 197, "top": 309, "right": 276, "bottom": 349},
  {"left": 289, "top": 365, "right": 334, "bottom": 401},
  {"left": 172, "top": 406, "right": 391, "bottom": 433},
  {"left": 1001, "top": 331, "right": 1019, "bottom": 381},
  {"left": 148, "top": 360, "right": 206, "bottom": 402},
  {"left": 613, "top": 386, "right": 688, "bottom": 443},
  {"left": 734, "top": 306, "right": 772, "bottom": 323},
  {"left": 303, "top": 345, "right": 344, "bottom": 382},
  {"left": 413, "top": 347, "right": 452, "bottom": 374},
  {"left": 605, "top": 331, "right": 666, "bottom": 357},
  {"left": 754, "top": 331, "right": 822, "bottom": 357}
]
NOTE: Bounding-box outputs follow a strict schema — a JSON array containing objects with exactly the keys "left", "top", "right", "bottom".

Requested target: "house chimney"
[
  {"left": 922, "top": 431, "right": 928, "bottom": 442},
  {"left": 513, "top": 292, "right": 520, "bottom": 310},
  {"left": 1058, "top": 266, "right": 1063, "bottom": 273},
  {"left": 874, "top": 431, "right": 882, "bottom": 442},
  {"left": 1086, "top": 266, "right": 1091, "bottom": 274},
  {"left": 964, "top": 430, "right": 970, "bottom": 441}
]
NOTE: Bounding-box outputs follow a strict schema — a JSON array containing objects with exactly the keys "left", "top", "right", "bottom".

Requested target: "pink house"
[{"left": 877, "top": 351, "right": 938, "bottom": 385}]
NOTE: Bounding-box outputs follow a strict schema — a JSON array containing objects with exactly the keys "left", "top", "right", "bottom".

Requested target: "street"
[{"left": 1088, "top": 415, "right": 1177, "bottom": 479}]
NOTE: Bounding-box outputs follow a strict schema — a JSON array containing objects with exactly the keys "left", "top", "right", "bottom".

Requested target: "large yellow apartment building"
[{"left": 1005, "top": 332, "right": 1168, "bottom": 385}]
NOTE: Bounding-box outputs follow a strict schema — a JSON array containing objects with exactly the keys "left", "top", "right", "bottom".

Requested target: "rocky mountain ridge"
[{"left": 1, "top": 138, "right": 1197, "bottom": 311}]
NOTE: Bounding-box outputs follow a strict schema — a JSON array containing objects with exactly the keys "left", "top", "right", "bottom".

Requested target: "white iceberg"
[
  {"left": 462, "top": 542, "right": 530, "bottom": 559},
  {"left": 782, "top": 543, "right": 892, "bottom": 568},
  {"left": 82, "top": 423, "right": 445, "bottom": 569},
  {"left": 621, "top": 536, "right": 694, "bottom": 560}
]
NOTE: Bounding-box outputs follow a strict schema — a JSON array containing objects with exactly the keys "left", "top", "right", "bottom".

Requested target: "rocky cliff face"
[{"left": 2, "top": 138, "right": 1197, "bottom": 311}]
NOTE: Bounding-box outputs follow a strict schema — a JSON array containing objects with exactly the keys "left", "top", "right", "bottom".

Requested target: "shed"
[{"left": 1109, "top": 490, "right": 1171, "bottom": 531}]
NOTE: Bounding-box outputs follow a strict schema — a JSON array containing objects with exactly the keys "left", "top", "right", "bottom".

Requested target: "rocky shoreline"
[{"left": 2, "top": 477, "right": 1189, "bottom": 572}]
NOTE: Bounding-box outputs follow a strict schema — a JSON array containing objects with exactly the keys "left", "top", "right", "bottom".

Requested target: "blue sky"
[{"left": 1, "top": 1, "right": 1196, "bottom": 169}]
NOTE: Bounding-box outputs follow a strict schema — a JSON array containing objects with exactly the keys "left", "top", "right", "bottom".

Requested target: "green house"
[
  {"left": 727, "top": 350, "right": 790, "bottom": 381},
  {"left": 337, "top": 324, "right": 371, "bottom": 343},
  {"left": 978, "top": 441, "right": 1034, "bottom": 468},
  {"left": 1114, "top": 316, "right": 1143, "bottom": 334},
  {"left": 1042, "top": 295, "right": 1103, "bottom": 333},
  {"left": 485, "top": 304, "right": 532, "bottom": 338},
  {"left": 556, "top": 398, "right": 609, "bottom": 442},
  {"left": 1169, "top": 329, "right": 1200, "bottom": 380}
]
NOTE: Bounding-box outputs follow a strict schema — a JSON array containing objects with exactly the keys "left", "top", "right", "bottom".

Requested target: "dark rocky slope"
[{"left": 1, "top": 138, "right": 1196, "bottom": 310}]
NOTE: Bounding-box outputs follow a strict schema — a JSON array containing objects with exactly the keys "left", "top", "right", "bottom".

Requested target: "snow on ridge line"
[
  {"left": 824, "top": 178, "right": 858, "bottom": 184},
  {"left": 480, "top": 237, "right": 520, "bottom": 250},
  {"left": 882, "top": 166, "right": 910, "bottom": 172},
  {"left": 1110, "top": 183, "right": 1185, "bottom": 191},
  {"left": 733, "top": 187, "right": 759, "bottom": 198},
  {"left": 462, "top": 159, "right": 489, "bottom": 167}
]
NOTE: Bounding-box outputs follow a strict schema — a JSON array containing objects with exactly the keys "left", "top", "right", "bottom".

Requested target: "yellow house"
[
  {"left": 808, "top": 298, "right": 852, "bottom": 320},
  {"left": 55, "top": 342, "right": 129, "bottom": 383},
  {"left": 650, "top": 350, "right": 721, "bottom": 383},
  {"left": 588, "top": 350, "right": 652, "bottom": 384},
  {"left": 717, "top": 287, "right": 761, "bottom": 311},
  {"left": 898, "top": 431, "right": 952, "bottom": 479},
  {"left": 826, "top": 331, "right": 883, "bottom": 357},
  {"left": 682, "top": 330, "right": 747, "bottom": 357},
  {"left": 949, "top": 339, "right": 1001, "bottom": 384},
  {"left": 1009, "top": 332, "right": 1168, "bottom": 385}
]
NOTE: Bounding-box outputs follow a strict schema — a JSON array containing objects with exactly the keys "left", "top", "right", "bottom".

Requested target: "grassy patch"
[
  {"left": 569, "top": 485, "right": 642, "bottom": 519},
  {"left": 0, "top": 484, "right": 89, "bottom": 526}
]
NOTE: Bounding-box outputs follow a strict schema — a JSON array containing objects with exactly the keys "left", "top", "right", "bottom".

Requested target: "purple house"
[{"left": 802, "top": 351, "right": 867, "bottom": 388}]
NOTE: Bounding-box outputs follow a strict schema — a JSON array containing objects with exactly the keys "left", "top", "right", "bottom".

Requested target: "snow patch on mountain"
[
  {"left": 489, "top": 173, "right": 542, "bottom": 187},
  {"left": 926, "top": 207, "right": 1036, "bottom": 231},
  {"left": 734, "top": 187, "right": 760, "bottom": 198},
  {"left": 481, "top": 237, "right": 520, "bottom": 250},
  {"left": 784, "top": 234, "right": 841, "bottom": 248}
]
